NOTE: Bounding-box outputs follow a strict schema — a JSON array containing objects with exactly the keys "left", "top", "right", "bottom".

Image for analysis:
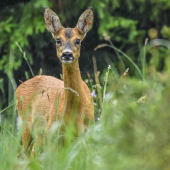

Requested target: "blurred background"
[
  {"left": 1, "top": 0, "right": 170, "bottom": 120},
  {"left": 1, "top": 1, "right": 170, "bottom": 169}
]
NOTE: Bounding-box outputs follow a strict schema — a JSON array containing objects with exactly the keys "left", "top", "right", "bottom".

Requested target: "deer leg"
[
  {"left": 31, "top": 114, "right": 46, "bottom": 156},
  {"left": 22, "top": 126, "right": 33, "bottom": 156}
]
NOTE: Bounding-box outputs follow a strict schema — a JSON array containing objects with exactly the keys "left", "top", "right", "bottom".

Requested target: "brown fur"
[
  {"left": 64, "top": 28, "right": 73, "bottom": 39},
  {"left": 16, "top": 7, "right": 94, "bottom": 155}
]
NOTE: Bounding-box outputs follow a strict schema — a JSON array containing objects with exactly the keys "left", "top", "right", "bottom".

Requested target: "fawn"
[{"left": 16, "top": 6, "right": 94, "bottom": 155}]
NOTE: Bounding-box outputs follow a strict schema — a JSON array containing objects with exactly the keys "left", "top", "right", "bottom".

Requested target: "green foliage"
[
  {"left": 1, "top": 0, "right": 170, "bottom": 109},
  {"left": 1, "top": 0, "right": 170, "bottom": 75},
  {"left": 1, "top": 65, "right": 170, "bottom": 169},
  {"left": 1, "top": 1, "right": 170, "bottom": 169},
  {"left": 0, "top": 1, "right": 50, "bottom": 74}
]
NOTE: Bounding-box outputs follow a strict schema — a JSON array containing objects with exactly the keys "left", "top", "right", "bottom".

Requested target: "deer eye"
[
  {"left": 75, "top": 39, "right": 80, "bottom": 45},
  {"left": 56, "top": 38, "right": 61, "bottom": 45}
]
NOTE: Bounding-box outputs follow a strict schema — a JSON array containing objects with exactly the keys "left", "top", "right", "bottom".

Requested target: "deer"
[{"left": 16, "top": 6, "right": 94, "bottom": 156}]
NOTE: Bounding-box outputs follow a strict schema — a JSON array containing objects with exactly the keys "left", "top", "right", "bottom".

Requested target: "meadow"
[
  {"left": 1, "top": 35, "right": 170, "bottom": 170},
  {"left": 1, "top": 1, "right": 170, "bottom": 169}
]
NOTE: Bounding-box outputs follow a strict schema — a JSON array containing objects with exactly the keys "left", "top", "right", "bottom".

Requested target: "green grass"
[
  {"left": 1, "top": 40, "right": 170, "bottom": 169},
  {"left": 1, "top": 67, "right": 170, "bottom": 170}
]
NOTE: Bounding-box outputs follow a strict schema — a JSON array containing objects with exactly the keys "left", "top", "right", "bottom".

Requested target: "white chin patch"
[{"left": 62, "top": 60, "right": 73, "bottom": 64}]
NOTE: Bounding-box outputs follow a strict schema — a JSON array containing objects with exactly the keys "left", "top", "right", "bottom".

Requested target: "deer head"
[{"left": 44, "top": 7, "right": 94, "bottom": 65}]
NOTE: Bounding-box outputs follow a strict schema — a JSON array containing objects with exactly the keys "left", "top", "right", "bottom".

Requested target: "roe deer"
[{"left": 16, "top": 6, "right": 94, "bottom": 155}]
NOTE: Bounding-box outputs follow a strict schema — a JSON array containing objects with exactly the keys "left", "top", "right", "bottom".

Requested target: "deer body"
[{"left": 16, "top": 7, "right": 94, "bottom": 155}]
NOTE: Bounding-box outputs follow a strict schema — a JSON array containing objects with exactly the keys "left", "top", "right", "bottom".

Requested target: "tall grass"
[
  {"left": 1, "top": 38, "right": 170, "bottom": 170},
  {"left": 15, "top": 42, "right": 34, "bottom": 78}
]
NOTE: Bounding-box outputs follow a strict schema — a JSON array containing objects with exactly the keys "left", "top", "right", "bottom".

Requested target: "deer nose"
[{"left": 61, "top": 52, "right": 74, "bottom": 61}]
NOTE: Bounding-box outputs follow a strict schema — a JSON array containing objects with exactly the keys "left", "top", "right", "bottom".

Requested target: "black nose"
[{"left": 61, "top": 52, "right": 74, "bottom": 60}]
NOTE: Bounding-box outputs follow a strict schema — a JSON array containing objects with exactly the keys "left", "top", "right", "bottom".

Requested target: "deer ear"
[
  {"left": 76, "top": 7, "right": 94, "bottom": 35},
  {"left": 44, "top": 7, "right": 62, "bottom": 34}
]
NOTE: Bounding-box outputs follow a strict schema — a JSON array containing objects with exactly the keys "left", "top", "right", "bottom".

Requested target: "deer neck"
[{"left": 62, "top": 60, "right": 85, "bottom": 103}]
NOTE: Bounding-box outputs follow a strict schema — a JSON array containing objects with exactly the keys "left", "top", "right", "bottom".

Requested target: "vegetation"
[{"left": 1, "top": 0, "right": 170, "bottom": 169}]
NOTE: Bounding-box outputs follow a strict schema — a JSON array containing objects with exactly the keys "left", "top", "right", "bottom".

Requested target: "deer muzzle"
[{"left": 61, "top": 52, "right": 74, "bottom": 64}]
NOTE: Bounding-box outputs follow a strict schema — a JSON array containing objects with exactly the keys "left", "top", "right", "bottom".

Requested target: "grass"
[
  {"left": 1, "top": 39, "right": 170, "bottom": 169},
  {"left": 15, "top": 42, "right": 34, "bottom": 78}
]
